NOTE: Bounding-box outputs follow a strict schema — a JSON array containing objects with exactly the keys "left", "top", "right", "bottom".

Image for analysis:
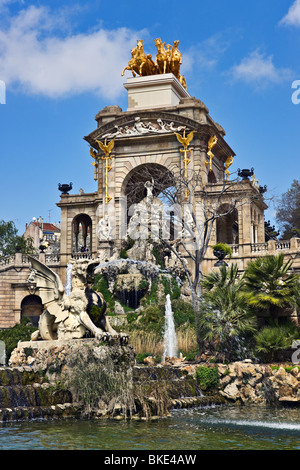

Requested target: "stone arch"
[
  {"left": 216, "top": 203, "right": 239, "bottom": 244},
  {"left": 72, "top": 214, "right": 92, "bottom": 254},
  {"left": 121, "top": 163, "right": 177, "bottom": 242},
  {"left": 122, "top": 162, "right": 176, "bottom": 211},
  {"left": 115, "top": 152, "right": 176, "bottom": 198},
  {"left": 21, "top": 294, "right": 43, "bottom": 327}
]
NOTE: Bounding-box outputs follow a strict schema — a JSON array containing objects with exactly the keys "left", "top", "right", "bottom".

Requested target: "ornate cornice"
[{"left": 84, "top": 109, "right": 235, "bottom": 159}]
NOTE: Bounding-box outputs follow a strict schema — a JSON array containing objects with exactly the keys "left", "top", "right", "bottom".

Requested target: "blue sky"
[{"left": 0, "top": 0, "right": 299, "bottom": 236}]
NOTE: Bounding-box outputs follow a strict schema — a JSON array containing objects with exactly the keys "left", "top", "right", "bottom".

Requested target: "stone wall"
[
  {"left": 180, "top": 360, "right": 300, "bottom": 406},
  {"left": 0, "top": 253, "right": 63, "bottom": 329}
]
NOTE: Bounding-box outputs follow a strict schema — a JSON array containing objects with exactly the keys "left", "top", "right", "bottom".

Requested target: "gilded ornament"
[
  {"left": 121, "top": 38, "right": 187, "bottom": 89},
  {"left": 175, "top": 130, "right": 195, "bottom": 198},
  {"left": 224, "top": 155, "right": 234, "bottom": 181},
  {"left": 89, "top": 147, "right": 99, "bottom": 181},
  {"left": 205, "top": 135, "right": 218, "bottom": 172},
  {"left": 96, "top": 138, "right": 115, "bottom": 204}
]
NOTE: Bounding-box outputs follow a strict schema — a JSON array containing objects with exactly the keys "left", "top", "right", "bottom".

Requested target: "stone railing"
[
  {"left": 226, "top": 239, "right": 300, "bottom": 257},
  {"left": 0, "top": 252, "right": 60, "bottom": 269},
  {"left": 71, "top": 251, "right": 92, "bottom": 260},
  {"left": 229, "top": 244, "right": 239, "bottom": 255},
  {"left": 0, "top": 255, "right": 16, "bottom": 267},
  {"left": 250, "top": 238, "right": 300, "bottom": 254},
  {"left": 250, "top": 242, "right": 268, "bottom": 253}
]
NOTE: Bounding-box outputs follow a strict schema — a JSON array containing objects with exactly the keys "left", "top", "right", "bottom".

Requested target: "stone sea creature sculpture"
[{"left": 28, "top": 256, "right": 128, "bottom": 343}]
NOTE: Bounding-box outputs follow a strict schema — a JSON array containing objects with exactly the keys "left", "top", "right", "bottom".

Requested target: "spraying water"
[
  {"left": 65, "top": 263, "right": 73, "bottom": 297},
  {"left": 163, "top": 294, "right": 178, "bottom": 361}
]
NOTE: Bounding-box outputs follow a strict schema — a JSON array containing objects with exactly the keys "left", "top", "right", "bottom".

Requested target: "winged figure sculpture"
[
  {"left": 27, "top": 256, "right": 127, "bottom": 343},
  {"left": 174, "top": 130, "right": 195, "bottom": 149},
  {"left": 96, "top": 138, "right": 115, "bottom": 157}
]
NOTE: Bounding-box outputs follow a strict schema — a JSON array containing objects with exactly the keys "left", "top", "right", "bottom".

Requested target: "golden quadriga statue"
[{"left": 122, "top": 38, "right": 187, "bottom": 89}]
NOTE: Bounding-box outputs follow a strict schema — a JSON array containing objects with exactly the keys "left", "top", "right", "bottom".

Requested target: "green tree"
[
  {"left": 197, "top": 264, "right": 256, "bottom": 361},
  {"left": 243, "top": 254, "right": 300, "bottom": 318},
  {"left": 254, "top": 320, "right": 299, "bottom": 362},
  {"left": 275, "top": 179, "right": 300, "bottom": 239},
  {"left": 0, "top": 220, "right": 35, "bottom": 256}
]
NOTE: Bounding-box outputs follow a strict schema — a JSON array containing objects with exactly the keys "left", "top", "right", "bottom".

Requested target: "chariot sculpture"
[{"left": 122, "top": 38, "right": 187, "bottom": 90}]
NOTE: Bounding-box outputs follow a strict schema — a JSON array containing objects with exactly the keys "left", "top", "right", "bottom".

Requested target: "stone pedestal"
[
  {"left": 97, "top": 240, "right": 113, "bottom": 262},
  {"left": 124, "top": 73, "right": 190, "bottom": 111}
]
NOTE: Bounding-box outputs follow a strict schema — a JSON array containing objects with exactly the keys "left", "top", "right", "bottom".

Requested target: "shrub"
[
  {"left": 93, "top": 274, "right": 114, "bottom": 311},
  {"left": 211, "top": 243, "right": 232, "bottom": 259},
  {"left": 195, "top": 366, "right": 219, "bottom": 391},
  {"left": 63, "top": 347, "right": 135, "bottom": 418},
  {"left": 0, "top": 318, "right": 36, "bottom": 360},
  {"left": 254, "top": 321, "right": 299, "bottom": 362},
  {"left": 171, "top": 299, "right": 194, "bottom": 327}
]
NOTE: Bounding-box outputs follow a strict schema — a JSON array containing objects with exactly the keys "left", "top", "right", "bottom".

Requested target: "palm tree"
[
  {"left": 243, "top": 254, "right": 300, "bottom": 318},
  {"left": 197, "top": 264, "right": 256, "bottom": 361}
]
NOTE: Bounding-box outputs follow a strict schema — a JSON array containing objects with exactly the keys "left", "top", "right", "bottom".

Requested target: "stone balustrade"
[
  {"left": 1, "top": 237, "right": 299, "bottom": 269},
  {"left": 225, "top": 237, "right": 300, "bottom": 258},
  {"left": 0, "top": 252, "right": 60, "bottom": 270}
]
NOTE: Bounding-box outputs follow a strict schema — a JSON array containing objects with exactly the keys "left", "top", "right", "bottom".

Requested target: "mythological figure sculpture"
[
  {"left": 97, "top": 215, "right": 112, "bottom": 241},
  {"left": 122, "top": 38, "right": 187, "bottom": 89},
  {"left": 27, "top": 256, "right": 128, "bottom": 343}
]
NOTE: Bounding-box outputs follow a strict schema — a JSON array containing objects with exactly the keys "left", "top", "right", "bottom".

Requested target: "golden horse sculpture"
[
  {"left": 122, "top": 38, "right": 187, "bottom": 89},
  {"left": 121, "top": 39, "right": 157, "bottom": 78}
]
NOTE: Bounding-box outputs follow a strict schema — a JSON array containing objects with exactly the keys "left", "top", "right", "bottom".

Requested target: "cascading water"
[
  {"left": 65, "top": 263, "right": 73, "bottom": 297},
  {"left": 163, "top": 294, "right": 178, "bottom": 362}
]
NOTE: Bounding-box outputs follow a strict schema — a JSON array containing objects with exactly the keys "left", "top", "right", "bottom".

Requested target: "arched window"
[
  {"left": 208, "top": 170, "right": 217, "bottom": 183},
  {"left": 216, "top": 204, "right": 239, "bottom": 244},
  {"left": 21, "top": 295, "right": 43, "bottom": 327},
  {"left": 72, "top": 214, "right": 92, "bottom": 254}
]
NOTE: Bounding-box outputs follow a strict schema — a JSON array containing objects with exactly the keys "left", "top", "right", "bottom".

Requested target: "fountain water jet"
[
  {"left": 65, "top": 262, "right": 73, "bottom": 297},
  {"left": 163, "top": 294, "right": 178, "bottom": 362}
]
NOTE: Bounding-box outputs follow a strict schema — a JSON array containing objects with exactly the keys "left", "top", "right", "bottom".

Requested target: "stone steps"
[
  {"left": 0, "top": 403, "right": 81, "bottom": 422},
  {"left": 0, "top": 366, "right": 79, "bottom": 422}
]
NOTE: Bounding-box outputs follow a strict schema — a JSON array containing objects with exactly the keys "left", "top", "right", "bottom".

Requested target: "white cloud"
[
  {"left": 280, "top": 0, "right": 300, "bottom": 27},
  {"left": 0, "top": 5, "right": 142, "bottom": 99},
  {"left": 182, "top": 33, "right": 232, "bottom": 74},
  {"left": 229, "top": 50, "right": 292, "bottom": 87}
]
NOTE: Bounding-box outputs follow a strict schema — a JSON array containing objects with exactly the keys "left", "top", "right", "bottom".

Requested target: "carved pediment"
[{"left": 84, "top": 111, "right": 202, "bottom": 148}]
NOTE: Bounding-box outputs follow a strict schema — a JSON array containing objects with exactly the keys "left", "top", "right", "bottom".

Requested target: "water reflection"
[{"left": 1, "top": 405, "right": 300, "bottom": 450}]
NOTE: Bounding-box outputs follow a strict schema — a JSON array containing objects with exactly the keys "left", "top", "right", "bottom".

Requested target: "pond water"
[{"left": 1, "top": 404, "right": 300, "bottom": 451}]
